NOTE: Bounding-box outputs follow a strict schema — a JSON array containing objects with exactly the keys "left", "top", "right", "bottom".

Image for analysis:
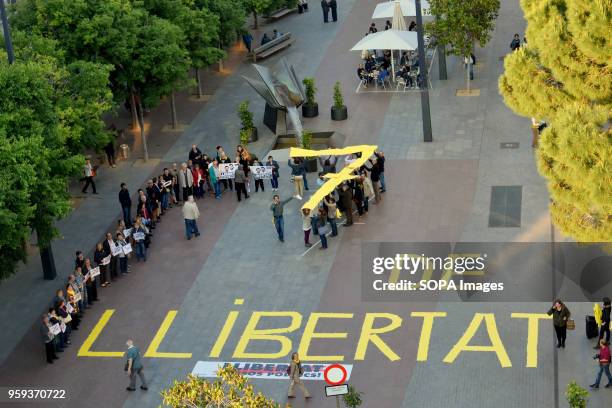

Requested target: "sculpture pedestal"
[{"left": 264, "top": 104, "right": 288, "bottom": 136}]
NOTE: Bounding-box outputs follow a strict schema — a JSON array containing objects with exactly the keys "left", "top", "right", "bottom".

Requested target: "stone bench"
[
  {"left": 252, "top": 32, "right": 295, "bottom": 62},
  {"left": 266, "top": 7, "right": 297, "bottom": 21}
]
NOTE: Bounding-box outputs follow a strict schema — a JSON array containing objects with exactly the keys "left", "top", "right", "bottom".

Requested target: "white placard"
[
  {"left": 162, "top": 180, "right": 172, "bottom": 188},
  {"left": 60, "top": 321, "right": 67, "bottom": 333},
  {"left": 219, "top": 163, "right": 239, "bottom": 179},
  {"left": 73, "top": 292, "right": 82, "bottom": 302},
  {"left": 62, "top": 314, "right": 72, "bottom": 324},
  {"left": 191, "top": 361, "right": 353, "bottom": 381},
  {"left": 89, "top": 267, "right": 100, "bottom": 278},
  {"left": 122, "top": 243, "right": 132, "bottom": 255},
  {"left": 250, "top": 166, "right": 273, "bottom": 180},
  {"left": 111, "top": 245, "right": 123, "bottom": 257},
  {"left": 50, "top": 324, "right": 61, "bottom": 336},
  {"left": 101, "top": 255, "right": 111, "bottom": 265},
  {"left": 83, "top": 272, "right": 90, "bottom": 281},
  {"left": 123, "top": 228, "right": 133, "bottom": 238},
  {"left": 66, "top": 303, "right": 74, "bottom": 313},
  {"left": 325, "top": 384, "right": 349, "bottom": 397},
  {"left": 133, "top": 232, "right": 145, "bottom": 241}
]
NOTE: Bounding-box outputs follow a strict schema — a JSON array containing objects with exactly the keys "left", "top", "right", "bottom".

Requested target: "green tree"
[
  {"left": 242, "top": 0, "right": 273, "bottom": 29},
  {"left": 161, "top": 366, "right": 280, "bottom": 407},
  {"left": 499, "top": 0, "right": 611, "bottom": 243},
  {"left": 426, "top": 0, "right": 500, "bottom": 91},
  {"left": 197, "top": 0, "right": 245, "bottom": 47},
  {"left": 0, "top": 58, "right": 84, "bottom": 280}
]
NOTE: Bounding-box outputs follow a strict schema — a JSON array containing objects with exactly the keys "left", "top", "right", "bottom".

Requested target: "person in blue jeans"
[
  {"left": 267, "top": 155, "right": 280, "bottom": 191},
  {"left": 270, "top": 195, "right": 293, "bottom": 242},
  {"left": 316, "top": 207, "right": 328, "bottom": 250},
  {"left": 182, "top": 196, "right": 201, "bottom": 240},
  {"left": 209, "top": 160, "right": 221, "bottom": 199}
]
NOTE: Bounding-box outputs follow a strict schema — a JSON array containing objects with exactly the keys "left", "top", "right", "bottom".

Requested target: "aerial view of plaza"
[{"left": 0, "top": 0, "right": 610, "bottom": 407}]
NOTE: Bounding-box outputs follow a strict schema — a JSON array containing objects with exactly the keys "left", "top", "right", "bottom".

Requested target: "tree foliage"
[
  {"left": 161, "top": 366, "right": 280, "bottom": 408},
  {"left": 197, "top": 0, "right": 246, "bottom": 47},
  {"left": 426, "top": 0, "right": 500, "bottom": 58},
  {"left": 499, "top": 0, "right": 611, "bottom": 243}
]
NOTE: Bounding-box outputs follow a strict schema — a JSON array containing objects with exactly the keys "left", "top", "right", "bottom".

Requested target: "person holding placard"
[
  {"left": 83, "top": 258, "right": 98, "bottom": 302},
  {"left": 103, "top": 232, "right": 119, "bottom": 281},
  {"left": 116, "top": 232, "right": 129, "bottom": 275},
  {"left": 219, "top": 153, "right": 234, "bottom": 192},
  {"left": 48, "top": 308, "right": 68, "bottom": 350},
  {"left": 252, "top": 159, "right": 265, "bottom": 193},
  {"left": 133, "top": 219, "right": 148, "bottom": 262},
  {"left": 74, "top": 267, "right": 89, "bottom": 310},
  {"left": 94, "top": 242, "right": 110, "bottom": 287},
  {"left": 267, "top": 155, "right": 280, "bottom": 191},
  {"left": 41, "top": 315, "right": 58, "bottom": 364}
]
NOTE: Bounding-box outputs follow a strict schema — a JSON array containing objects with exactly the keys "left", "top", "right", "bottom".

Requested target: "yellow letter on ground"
[
  {"left": 511, "top": 313, "right": 551, "bottom": 368},
  {"left": 78, "top": 309, "right": 125, "bottom": 357},
  {"left": 411, "top": 312, "right": 447, "bottom": 361},
  {"left": 443, "top": 313, "right": 512, "bottom": 368},
  {"left": 144, "top": 310, "right": 192, "bottom": 358},
  {"left": 297, "top": 312, "right": 353, "bottom": 361},
  {"left": 233, "top": 312, "right": 302, "bottom": 359},
  {"left": 355, "top": 313, "right": 402, "bottom": 361}
]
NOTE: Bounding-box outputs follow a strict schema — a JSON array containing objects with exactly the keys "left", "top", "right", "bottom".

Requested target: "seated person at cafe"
[
  {"left": 380, "top": 56, "right": 391, "bottom": 70},
  {"left": 357, "top": 65, "right": 369, "bottom": 85},
  {"left": 364, "top": 57, "right": 376, "bottom": 72},
  {"left": 378, "top": 67, "right": 390, "bottom": 83},
  {"left": 369, "top": 23, "right": 378, "bottom": 33},
  {"left": 400, "top": 51, "right": 410, "bottom": 66}
]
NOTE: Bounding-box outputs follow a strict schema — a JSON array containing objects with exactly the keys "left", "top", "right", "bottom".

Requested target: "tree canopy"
[{"left": 499, "top": 0, "right": 611, "bottom": 243}]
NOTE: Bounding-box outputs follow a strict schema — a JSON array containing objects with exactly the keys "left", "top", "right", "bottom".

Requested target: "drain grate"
[
  {"left": 489, "top": 186, "right": 522, "bottom": 228},
  {"left": 500, "top": 142, "right": 520, "bottom": 149}
]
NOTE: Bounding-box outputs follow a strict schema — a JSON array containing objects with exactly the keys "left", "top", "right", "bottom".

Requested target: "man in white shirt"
[
  {"left": 182, "top": 196, "right": 201, "bottom": 240},
  {"left": 82, "top": 159, "right": 97, "bottom": 194}
]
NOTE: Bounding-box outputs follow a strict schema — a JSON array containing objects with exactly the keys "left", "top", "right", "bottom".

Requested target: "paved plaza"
[{"left": 0, "top": 1, "right": 610, "bottom": 408}]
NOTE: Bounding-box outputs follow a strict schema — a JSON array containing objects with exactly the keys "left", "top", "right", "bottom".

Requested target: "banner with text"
[{"left": 192, "top": 361, "right": 353, "bottom": 381}]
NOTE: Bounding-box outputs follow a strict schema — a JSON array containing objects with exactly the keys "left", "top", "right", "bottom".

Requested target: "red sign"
[{"left": 323, "top": 364, "right": 347, "bottom": 386}]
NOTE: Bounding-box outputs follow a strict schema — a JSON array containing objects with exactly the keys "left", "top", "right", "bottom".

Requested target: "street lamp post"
[
  {"left": 415, "top": 0, "right": 433, "bottom": 142},
  {"left": 0, "top": 0, "right": 15, "bottom": 64}
]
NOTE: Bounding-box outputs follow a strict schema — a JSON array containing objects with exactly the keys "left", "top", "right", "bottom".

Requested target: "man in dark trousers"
[
  {"left": 321, "top": 0, "right": 329, "bottom": 23},
  {"left": 329, "top": 0, "right": 338, "bottom": 22},
  {"left": 118, "top": 183, "right": 132, "bottom": 227},
  {"left": 338, "top": 183, "right": 353, "bottom": 226},
  {"left": 596, "top": 297, "right": 611, "bottom": 349}
]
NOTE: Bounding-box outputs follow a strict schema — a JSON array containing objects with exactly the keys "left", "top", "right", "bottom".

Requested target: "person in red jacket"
[{"left": 590, "top": 339, "right": 612, "bottom": 389}]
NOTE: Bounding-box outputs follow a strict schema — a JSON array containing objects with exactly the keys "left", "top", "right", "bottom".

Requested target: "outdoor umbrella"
[
  {"left": 372, "top": 0, "right": 430, "bottom": 19},
  {"left": 390, "top": 1, "right": 407, "bottom": 79}
]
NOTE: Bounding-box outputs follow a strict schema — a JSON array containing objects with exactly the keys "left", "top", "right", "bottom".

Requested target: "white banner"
[
  {"left": 50, "top": 324, "right": 61, "bottom": 336},
  {"left": 122, "top": 243, "right": 132, "bottom": 255},
  {"left": 250, "top": 166, "right": 273, "bottom": 180},
  {"left": 66, "top": 303, "right": 74, "bottom": 313},
  {"left": 219, "top": 163, "right": 240, "bottom": 179},
  {"left": 89, "top": 267, "right": 100, "bottom": 278},
  {"left": 60, "top": 321, "right": 67, "bottom": 333},
  {"left": 101, "top": 255, "right": 111, "bottom": 265},
  {"left": 133, "top": 232, "right": 145, "bottom": 241},
  {"left": 111, "top": 245, "right": 123, "bottom": 257},
  {"left": 191, "top": 361, "right": 353, "bottom": 381},
  {"left": 123, "top": 228, "right": 133, "bottom": 238}
]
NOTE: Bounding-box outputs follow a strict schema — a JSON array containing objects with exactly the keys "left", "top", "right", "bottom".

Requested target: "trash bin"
[{"left": 120, "top": 144, "right": 130, "bottom": 160}]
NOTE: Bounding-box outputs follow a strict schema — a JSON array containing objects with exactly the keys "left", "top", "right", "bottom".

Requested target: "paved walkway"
[{"left": 1, "top": 1, "right": 610, "bottom": 408}]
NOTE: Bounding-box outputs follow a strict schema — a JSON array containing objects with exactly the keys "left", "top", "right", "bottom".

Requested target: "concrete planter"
[
  {"left": 248, "top": 127, "right": 258, "bottom": 143},
  {"left": 331, "top": 105, "right": 348, "bottom": 121},
  {"left": 302, "top": 103, "right": 319, "bottom": 118}
]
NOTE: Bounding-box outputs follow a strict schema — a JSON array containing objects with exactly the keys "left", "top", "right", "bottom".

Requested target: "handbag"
[{"left": 566, "top": 318, "right": 575, "bottom": 330}]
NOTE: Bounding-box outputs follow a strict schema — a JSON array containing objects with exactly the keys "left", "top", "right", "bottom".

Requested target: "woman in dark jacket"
[
  {"left": 83, "top": 258, "right": 98, "bottom": 302},
  {"left": 316, "top": 207, "right": 328, "bottom": 250},
  {"left": 547, "top": 299, "right": 571, "bottom": 348},
  {"left": 94, "top": 242, "right": 110, "bottom": 287}
]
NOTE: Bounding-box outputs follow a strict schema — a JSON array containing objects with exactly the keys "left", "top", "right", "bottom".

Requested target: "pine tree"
[{"left": 499, "top": 0, "right": 611, "bottom": 243}]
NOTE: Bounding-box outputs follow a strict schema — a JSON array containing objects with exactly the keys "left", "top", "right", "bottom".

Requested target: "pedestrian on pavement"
[
  {"left": 82, "top": 159, "right": 97, "bottom": 194},
  {"left": 267, "top": 155, "right": 280, "bottom": 191},
  {"left": 116, "top": 232, "right": 129, "bottom": 275},
  {"left": 94, "top": 242, "right": 110, "bottom": 287},
  {"left": 75, "top": 250, "right": 85, "bottom": 271},
  {"left": 179, "top": 163, "right": 194, "bottom": 202},
  {"left": 208, "top": 159, "right": 222, "bottom": 199},
  {"left": 119, "top": 183, "right": 132, "bottom": 227},
  {"left": 547, "top": 299, "right": 571, "bottom": 348},
  {"left": 375, "top": 151, "right": 386, "bottom": 192},
  {"left": 464, "top": 53, "right": 475, "bottom": 80},
  {"left": 597, "top": 297, "right": 611, "bottom": 347},
  {"left": 104, "top": 139, "right": 116, "bottom": 168},
  {"left": 41, "top": 315, "right": 58, "bottom": 364},
  {"left": 252, "top": 158, "right": 265, "bottom": 192},
  {"left": 270, "top": 195, "right": 292, "bottom": 242},
  {"left": 288, "top": 158, "right": 307, "bottom": 200},
  {"left": 83, "top": 258, "right": 98, "bottom": 302},
  {"left": 171, "top": 163, "right": 181, "bottom": 204},
  {"left": 298, "top": 0, "right": 309, "bottom": 13},
  {"left": 302, "top": 208, "right": 313, "bottom": 247},
  {"left": 323, "top": 196, "right": 338, "bottom": 236},
  {"left": 338, "top": 183, "right": 353, "bottom": 226},
  {"left": 125, "top": 339, "right": 148, "bottom": 391},
  {"left": 242, "top": 31, "right": 253, "bottom": 53},
  {"left": 329, "top": 0, "right": 338, "bottom": 22},
  {"left": 182, "top": 196, "right": 201, "bottom": 240},
  {"left": 510, "top": 33, "right": 521, "bottom": 51},
  {"left": 590, "top": 339, "right": 612, "bottom": 389},
  {"left": 321, "top": 0, "right": 330, "bottom": 23},
  {"left": 316, "top": 207, "right": 329, "bottom": 250},
  {"left": 234, "top": 159, "right": 249, "bottom": 201},
  {"left": 287, "top": 352, "right": 311, "bottom": 399},
  {"left": 103, "top": 232, "right": 119, "bottom": 281}
]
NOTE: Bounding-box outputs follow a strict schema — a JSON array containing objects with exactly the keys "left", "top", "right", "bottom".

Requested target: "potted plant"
[
  {"left": 239, "top": 129, "right": 250, "bottom": 147},
  {"left": 343, "top": 385, "right": 363, "bottom": 408},
  {"left": 331, "top": 81, "right": 348, "bottom": 121},
  {"left": 238, "top": 100, "right": 258, "bottom": 142},
  {"left": 302, "top": 77, "right": 318, "bottom": 118},
  {"left": 566, "top": 382, "right": 588, "bottom": 408},
  {"left": 301, "top": 130, "right": 318, "bottom": 173}
]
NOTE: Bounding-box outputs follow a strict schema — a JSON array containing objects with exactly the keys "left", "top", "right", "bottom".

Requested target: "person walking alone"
[
  {"left": 590, "top": 339, "right": 612, "bottom": 389},
  {"left": 596, "top": 297, "right": 611, "bottom": 348},
  {"left": 182, "top": 196, "right": 201, "bottom": 240},
  {"left": 82, "top": 159, "right": 97, "bottom": 194},
  {"left": 125, "top": 339, "right": 148, "bottom": 391},
  {"left": 119, "top": 183, "right": 132, "bottom": 227},
  {"left": 547, "top": 299, "right": 571, "bottom": 348},
  {"left": 287, "top": 352, "right": 311, "bottom": 399},
  {"left": 270, "top": 195, "right": 293, "bottom": 242}
]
